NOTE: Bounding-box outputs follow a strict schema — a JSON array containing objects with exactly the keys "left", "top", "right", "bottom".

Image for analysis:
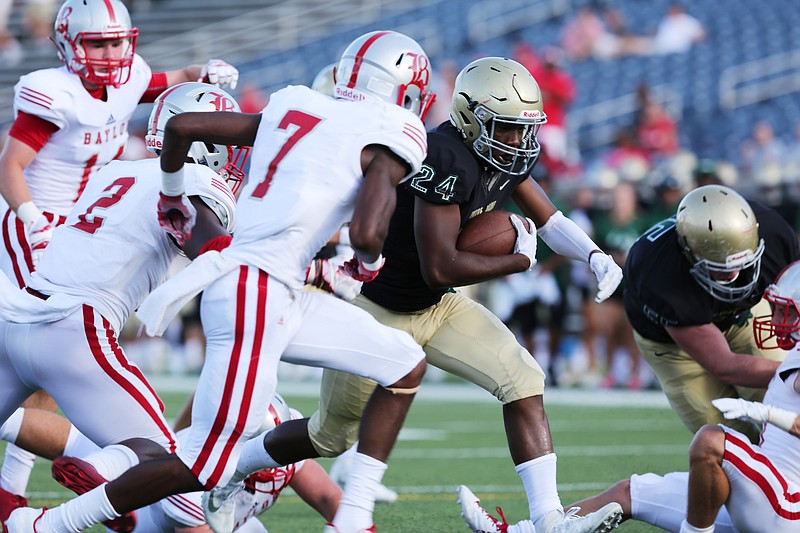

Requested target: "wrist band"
[
  {"left": 768, "top": 406, "right": 798, "bottom": 432},
  {"left": 16, "top": 201, "right": 42, "bottom": 225},
  {"left": 338, "top": 226, "right": 351, "bottom": 247},
  {"left": 361, "top": 255, "right": 384, "bottom": 271},
  {"left": 161, "top": 167, "right": 186, "bottom": 197},
  {"left": 588, "top": 249, "right": 604, "bottom": 262}
]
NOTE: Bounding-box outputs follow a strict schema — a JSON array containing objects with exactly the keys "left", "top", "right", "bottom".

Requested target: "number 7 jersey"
[
  {"left": 28, "top": 158, "right": 236, "bottom": 332},
  {"left": 224, "top": 85, "right": 427, "bottom": 289}
]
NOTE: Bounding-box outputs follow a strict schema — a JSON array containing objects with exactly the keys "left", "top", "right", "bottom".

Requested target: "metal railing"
[
  {"left": 467, "top": 0, "right": 570, "bottom": 44},
  {"left": 719, "top": 48, "right": 800, "bottom": 109},
  {"left": 567, "top": 85, "right": 683, "bottom": 150}
]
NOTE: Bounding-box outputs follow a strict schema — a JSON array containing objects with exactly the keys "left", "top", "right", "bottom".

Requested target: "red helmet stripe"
[
  {"left": 102, "top": 0, "right": 117, "bottom": 23},
  {"left": 149, "top": 84, "right": 185, "bottom": 136},
  {"left": 347, "top": 31, "right": 391, "bottom": 89}
]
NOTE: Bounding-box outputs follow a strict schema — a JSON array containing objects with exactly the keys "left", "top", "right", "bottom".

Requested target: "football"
[{"left": 456, "top": 210, "right": 531, "bottom": 256}]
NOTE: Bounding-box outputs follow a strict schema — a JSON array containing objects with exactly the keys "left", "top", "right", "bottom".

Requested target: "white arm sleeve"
[{"left": 537, "top": 210, "right": 601, "bottom": 263}]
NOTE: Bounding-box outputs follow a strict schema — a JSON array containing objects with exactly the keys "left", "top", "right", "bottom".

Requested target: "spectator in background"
[
  {"left": 592, "top": 182, "right": 649, "bottom": 389},
  {"left": 636, "top": 98, "right": 679, "bottom": 162},
  {"left": 237, "top": 81, "right": 269, "bottom": 114},
  {"left": 23, "top": 0, "right": 57, "bottom": 49},
  {"left": 0, "top": 0, "right": 21, "bottom": 66},
  {"left": 643, "top": 174, "right": 683, "bottom": 228},
  {"left": 741, "top": 120, "right": 786, "bottom": 182},
  {"left": 513, "top": 39, "right": 576, "bottom": 175},
  {"left": 650, "top": 2, "right": 706, "bottom": 55},
  {"left": 425, "top": 58, "right": 458, "bottom": 127},
  {"left": 559, "top": 5, "right": 606, "bottom": 62}
]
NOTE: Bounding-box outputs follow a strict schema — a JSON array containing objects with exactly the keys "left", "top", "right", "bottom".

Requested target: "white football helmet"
[
  {"left": 754, "top": 260, "right": 800, "bottom": 350},
  {"left": 450, "top": 57, "right": 547, "bottom": 176},
  {"left": 311, "top": 63, "right": 336, "bottom": 96},
  {"left": 675, "top": 185, "right": 764, "bottom": 303},
  {"left": 334, "top": 30, "right": 436, "bottom": 120},
  {"left": 53, "top": 0, "right": 138, "bottom": 88},
  {"left": 244, "top": 393, "right": 297, "bottom": 495},
  {"left": 146, "top": 82, "right": 250, "bottom": 195},
  {"left": 258, "top": 392, "right": 292, "bottom": 433}
]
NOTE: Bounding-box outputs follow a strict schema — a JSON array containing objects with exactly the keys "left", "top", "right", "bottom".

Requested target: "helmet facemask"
[
  {"left": 686, "top": 239, "right": 765, "bottom": 303},
  {"left": 471, "top": 104, "right": 544, "bottom": 175},
  {"left": 53, "top": 0, "right": 138, "bottom": 88},
  {"left": 754, "top": 284, "right": 800, "bottom": 350}
]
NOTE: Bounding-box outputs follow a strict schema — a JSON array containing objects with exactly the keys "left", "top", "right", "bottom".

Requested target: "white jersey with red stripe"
[
  {"left": 759, "top": 348, "right": 800, "bottom": 482},
  {"left": 13, "top": 54, "right": 152, "bottom": 216},
  {"left": 28, "top": 158, "right": 235, "bottom": 332},
  {"left": 223, "top": 84, "right": 427, "bottom": 289}
]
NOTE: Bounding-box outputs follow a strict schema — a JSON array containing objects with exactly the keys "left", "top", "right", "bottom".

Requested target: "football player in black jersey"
[
  {"left": 262, "top": 57, "right": 625, "bottom": 533},
  {"left": 624, "top": 184, "right": 799, "bottom": 442}
]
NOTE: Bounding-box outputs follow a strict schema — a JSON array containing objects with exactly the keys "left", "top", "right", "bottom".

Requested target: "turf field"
[{"left": 12, "top": 379, "right": 692, "bottom": 532}]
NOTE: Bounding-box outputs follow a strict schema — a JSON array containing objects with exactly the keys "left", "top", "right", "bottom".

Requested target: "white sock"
[
  {"left": 0, "top": 443, "right": 36, "bottom": 496},
  {"left": 40, "top": 485, "right": 119, "bottom": 533},
  {"left": 332, "top": 452, "right": 387, "bottom": 532},
  {"left": 515, "top": 453, "right": 562, "bottom": 524},
  {"left": 82, "top": 445, "right": 139, "bottom": 481},
  {"left": 231, "top": 431, "right": 281, "bottom": 483},
  {"left": 62, "top": 426, "right": 101, "bottom": 458},
  {"left": 0, "top": 408, "right": 24, "bottom": 442},
  {"left": 680, "top": 519, "right": 714, "bottom": 532}
]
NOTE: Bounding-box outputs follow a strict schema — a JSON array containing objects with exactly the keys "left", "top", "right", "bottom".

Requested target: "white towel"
[
  {"left": 0, "top": 273, "right": 82, "bottom": 324},
  {"left": 136, "top": 251, "right": 240, "bottom": 336}
]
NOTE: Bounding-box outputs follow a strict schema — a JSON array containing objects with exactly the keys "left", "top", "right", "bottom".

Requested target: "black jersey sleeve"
[{"left": 404, "top": 130, "right": 479, "bottom": 206}]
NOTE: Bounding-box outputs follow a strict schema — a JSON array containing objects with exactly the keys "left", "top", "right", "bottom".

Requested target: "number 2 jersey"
[
  {"left": 362, "top": 121, "right": 531, "bottom": 312},
  {"left": 28, "top": 159, "right": 236, "bottom": 332},
  {"left": 623, "top": 199, "right": 800, "bottom": 343},
  {"left": 223, "top": 85, "right": 427, "bottom": 289}
]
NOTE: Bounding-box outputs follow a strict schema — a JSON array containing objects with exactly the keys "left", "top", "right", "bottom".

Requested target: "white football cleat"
[
  {"left": 457, "top": 484, "right": 508, "bottom": 533},
  {"left": 538, "top": 503, "right": 622, "bottom": 533},
  {"left": 6, "top": 507, "right": 46, "bottom": 532},
  {"left": 202, "top": 480, "right": 244, "bottom": 533}
]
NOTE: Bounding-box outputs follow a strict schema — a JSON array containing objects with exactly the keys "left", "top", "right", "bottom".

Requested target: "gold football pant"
[
  {"left": 308, "top": 291, "right": 546, "bottom": 457},
  {"left": 637, "top": 298, "right": 786, "bottom": 443}
]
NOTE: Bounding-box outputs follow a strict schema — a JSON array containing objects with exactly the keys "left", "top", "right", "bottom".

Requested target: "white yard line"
[{"left": 151, "top": 375, "right": 670, "bottom": 408}]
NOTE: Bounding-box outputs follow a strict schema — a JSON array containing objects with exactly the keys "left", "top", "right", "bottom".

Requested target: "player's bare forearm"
[
  {"left": 668, "top": 323, "right": 780, "bottom": 387},
  {"left": 510, "top": 176, "right": 558, "bottom": 227},
  {"left": 161, "top": 112, "right": 260, "bottom": 173},
  {"left": 0, "top": 137, "right": 37, "bottom": 211}
]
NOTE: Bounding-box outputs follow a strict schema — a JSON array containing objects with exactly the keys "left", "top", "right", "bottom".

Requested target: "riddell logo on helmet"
[
  {"left": 335, "top": 86, "right": 366, "bottom": 101},
  {"left": 521, "top": 110, "right": 542, "bottom": 118},
  {"left": 146, "top": 137, "right": 162, "bottom": 149}
]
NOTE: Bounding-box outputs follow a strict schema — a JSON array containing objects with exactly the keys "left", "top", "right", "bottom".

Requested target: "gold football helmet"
[
  {"left": 311, "top": 63, "right": 336, "bottom": 96},
  {"left": 449, "top": 57, "right": 547, "bottom": 175},
  {"left": 754, "top": 260, "right": 800, "bottom": 349},
  {"left": 675, "top": 185, "right": 764, "bottom": 302}
]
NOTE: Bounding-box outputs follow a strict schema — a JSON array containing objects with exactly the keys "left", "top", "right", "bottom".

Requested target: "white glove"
[
  {"left": 26, "top": 213, "right": 54, "bottom": 268},
  {"left": 199, "top": 59, "right": 239, "bottom": 90},
  {"left": 306, "top": 257, "right": 362, "bottom": 302},
  {"left": 511, "top": 215, "right": 537, "bottom": 271},
  {"left": 589, "top": 252, "right": 623, "bottom": 303},
  {"left": 712, "top": 397, "right": 798, "bottom": 432}
]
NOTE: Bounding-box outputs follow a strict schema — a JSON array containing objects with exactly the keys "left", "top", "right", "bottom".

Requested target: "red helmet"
[{"left": 754, "top": 260, "right": 800, "bottom": 350}]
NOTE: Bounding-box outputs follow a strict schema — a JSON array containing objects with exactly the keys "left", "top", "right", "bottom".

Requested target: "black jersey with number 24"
[{"left": 361, "top": 122, "right": 529, "bottom": 312}]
